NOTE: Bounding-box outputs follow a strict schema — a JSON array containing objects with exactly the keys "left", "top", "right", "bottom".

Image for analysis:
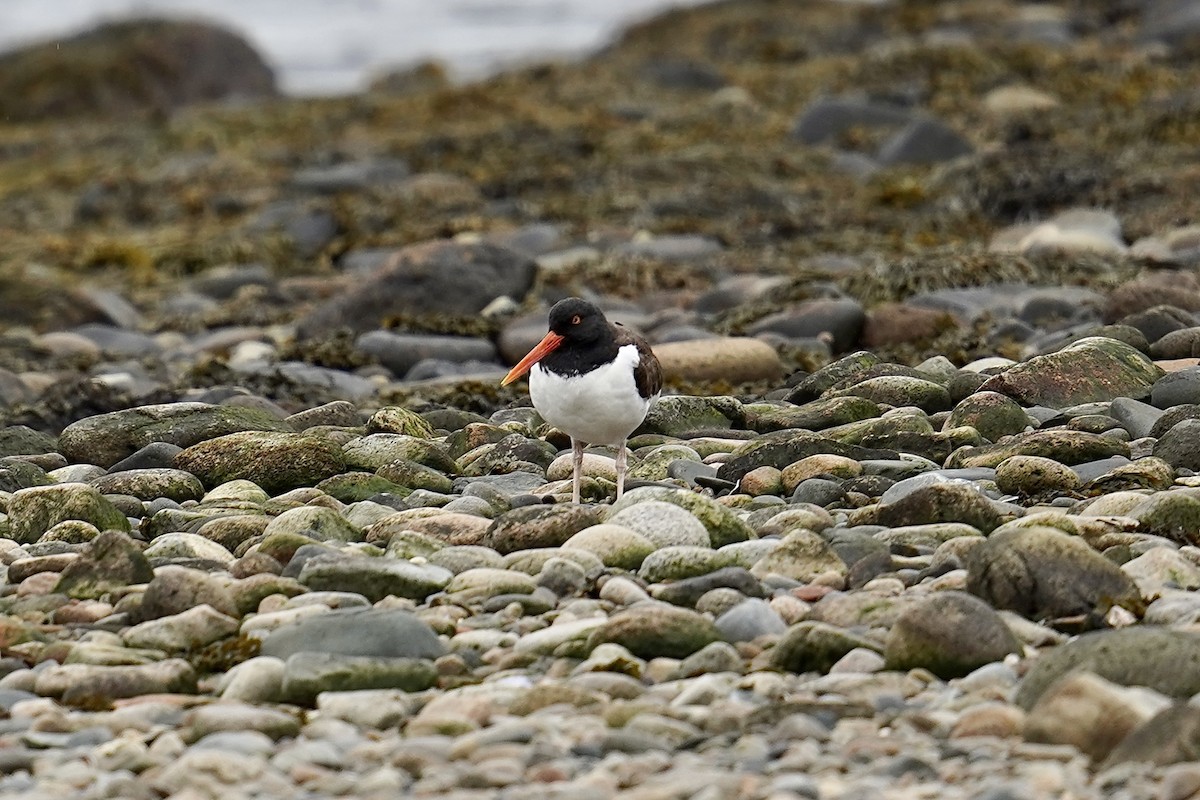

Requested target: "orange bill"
[{"left": 501, "top": 331, "right": 564, "bottom": 385}]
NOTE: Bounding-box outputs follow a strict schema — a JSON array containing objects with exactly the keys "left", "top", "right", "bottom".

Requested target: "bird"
[{"left": 501, "top": 297, "right": 662, "bottom": 504}]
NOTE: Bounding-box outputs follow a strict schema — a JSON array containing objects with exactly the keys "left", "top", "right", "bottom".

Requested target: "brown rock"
[
  {"left": 861, "top": 303, "right": 956, "bottom": 347},
  {"left": 1105, "top": 279, "right": 1200, "bottom": 323},
  {"left": 653, "top": 337, "right": 784, "bottom": 384}
]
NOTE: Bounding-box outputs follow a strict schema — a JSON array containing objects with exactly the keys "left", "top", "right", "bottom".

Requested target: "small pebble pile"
[{"left": 7, "top": 1, "right": 1200, "bottom": 799}]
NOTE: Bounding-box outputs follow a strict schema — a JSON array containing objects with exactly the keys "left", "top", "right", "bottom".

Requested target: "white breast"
[{"left": 529, "top": 344, "right": 657, "bottom": 446}]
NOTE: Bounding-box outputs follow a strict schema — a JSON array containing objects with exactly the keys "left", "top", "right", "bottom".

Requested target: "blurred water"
[{"left": 0, "top": 0, "right": 708, "bottom": 95}]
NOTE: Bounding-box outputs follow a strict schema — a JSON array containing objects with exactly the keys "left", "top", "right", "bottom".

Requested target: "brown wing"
[{"left": 614, "top": 323, "right": 662, "bottom": 400}]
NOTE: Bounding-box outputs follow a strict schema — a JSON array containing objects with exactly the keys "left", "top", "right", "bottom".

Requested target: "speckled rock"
[
  {"left": 90, "top": 468, "right": 205, "bottom": 502},
  {"left": 366, "top": 406, "right": 435, "bottom": 437},
  {"left": 995, "top": 455, "right": 1081, "bottom": 496},
  {"left": 140, "top": 565, "right": 239, "bottom": 619},
  {"left": 143, "top": 532, "right": 235, "bottom": 565},
  {"left": 563, "top": 524, "right": 656, "bottom": 570},
  {"left": 945, "top": 391, "right": 1032, "bottom": 442},
  {"left": 174, "top": 432, "right": 347, "bottom": 493},
  {"left": 638, "top": 546, "right": 727, "bottom": 582},
  {"left": 607, "top": 486, "right": 752, "bottom": 547},
  {"left": 946, "top": 429, "right": 1130, "bottom": 469},
  {"left": 342, "top": 433, "right": 457, "bottom": 473},
  {"left": 481, "top": 505, "right": 603, "bottom": 554},
  {"left": 54, "top": 530, "right": 153, "bottom": 599},
  {"left": 122, "top": 604, "right": 240, "bottom": 651},
  {"left": 749, "top": 530, "right": 846, "bottom": 583},
  {"left": 262, "top": 506, "right": 362, "bottom": 544},
  {"left": 981, "top": 337, "right": 1163, "bottom": 408},
  {"left": 607, "top": 500, "right": 710, "bottom": 548}
]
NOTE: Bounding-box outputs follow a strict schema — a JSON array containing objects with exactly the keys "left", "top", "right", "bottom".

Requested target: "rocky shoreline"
[{"left": 5, "top": 1, "right": 1200, "bottom": 798}]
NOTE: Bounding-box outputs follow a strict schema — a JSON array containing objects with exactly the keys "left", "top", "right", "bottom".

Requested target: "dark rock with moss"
[
  {"left": 1126, "top": 492, "right": 1200, "bottom": 545},
  {"left": 0, "top": 18, "right": 276, "bottom": 123},
  {"left": 459, "top": 434, "right": 557, "bottom": 476},
  {"left": 296, "top": 554, "right": 451, "bottom": 602},
  {"left": 7, "top": 483, "right": 131, "bottom": 544},
  {"left": 743, "top": 396, "right": 881, "bottom": 434},
  {"left": 279, "top": 652, "right": 437, "bottom": 706},
  {"left": 876, "top": 482, "right": 1004, "bottom": 533},
  {"left": 1017, "top": 628, "right": 1200, "bottom": 710},
  {"left": 0, "top": 460, "right": 53, "bottom": 493},
  {"left": 174, "top": 432, "right": 346, "bottom": 494},
  {"left": 0, "top": 426, "right": 58, "bottom": 457},
  {"left": 946, "top": 391, "right": 1030, "bottom": 442},
  {"left": 59, "top": 403, "right": 291, "bottom": 468},
  {"left": 770, "top": 621, "right": 882, "bottom": 674},
  {"left": 54, "top": 530, "right": 153, "bottom": 600},
  {"left": 883, "top": 591, "right": 1020, "bottom": 679},
  {"left": 946, "top": 429, "right": 1130, "bottom": 469},
  {"left": 786, "top": 352, "right": 882, "bottom": 404},
  {"left": 315, "top": 472, "right": 411, "bottom": 503},
  {"left": 295, "top": 240, "right": 535, "bottom": 339},
  {"left": 717, "top": 429, "right": 896, "bottom": 483},
  {"left": 482, "top": 505, "right": 603, "bottom": 554},
  {"left": 90, "top": 468, "right": 205, "bottom": 502},
  {"left": 966, "top": 526, "right": 1143, "bottom": 620},
  {"left": 831, "top": 375, "right": 952, "bottom": 413},
  {"left": 637, "top": 395, "right": 743, "bottom": 436}
]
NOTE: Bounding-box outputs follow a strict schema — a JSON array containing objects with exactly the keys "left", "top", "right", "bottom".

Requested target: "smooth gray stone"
[{"left": 260, "top": 607, "right": 447, "bottom": 660}]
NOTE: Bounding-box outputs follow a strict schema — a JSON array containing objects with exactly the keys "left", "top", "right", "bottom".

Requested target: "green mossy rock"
[
  {"left": 8, "top": 483, "right": 131, "bottom": 544},
  {"left": 174, "top": 432, "right": 346, "bottom": 494},
  {"left": 59, "top": 403, "right": 291, "bottom": 468}
]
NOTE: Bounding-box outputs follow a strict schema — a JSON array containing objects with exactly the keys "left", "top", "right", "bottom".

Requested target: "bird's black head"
[{"left": 547, "top": 297, "right": 608, "bottom": 343}]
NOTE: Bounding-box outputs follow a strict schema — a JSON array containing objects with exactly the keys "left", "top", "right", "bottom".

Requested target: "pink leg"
[
  {"left": 572, "top": 438, "right": 584, "bottom": 504},
  {"left": 615, "top": 440, "right": 627, "bottom": 500}
]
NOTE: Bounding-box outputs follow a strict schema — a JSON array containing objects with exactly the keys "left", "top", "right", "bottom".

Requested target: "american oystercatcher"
[{"left": 502, "top": 297, "right": 662, "bottom": 503}]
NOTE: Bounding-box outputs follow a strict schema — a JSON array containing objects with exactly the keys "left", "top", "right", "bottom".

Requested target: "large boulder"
[
  {"left": 0, "top": 18, "right": 276, "bottom": 122},
  {"left": 296, "top": 240, "right": 536, "bottom": 338}
]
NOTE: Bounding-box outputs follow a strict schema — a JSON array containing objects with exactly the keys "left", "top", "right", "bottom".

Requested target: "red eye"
[{"left": 571, "top": 315, "right": 581, "bottom": 324}]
